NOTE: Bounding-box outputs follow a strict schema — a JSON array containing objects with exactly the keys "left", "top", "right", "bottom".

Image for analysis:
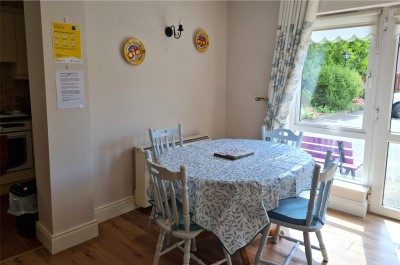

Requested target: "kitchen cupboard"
[
  {"left": 0, "top": 11, "right": 18, "bottom": 62},
  {"left": 12, "top": 13, "right": 28, "bottom": 78},
  {"left": 0, "top": 10, "right": 28, "bottom": 79}
]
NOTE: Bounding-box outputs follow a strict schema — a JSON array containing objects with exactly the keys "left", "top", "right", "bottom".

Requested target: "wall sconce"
[{"left": 165, "top": 19, "right": 184, "bottom": 39}]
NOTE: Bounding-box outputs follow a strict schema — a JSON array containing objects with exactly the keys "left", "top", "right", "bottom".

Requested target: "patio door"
[
  {"left": 290, "top": 6, "right": 400, "bottom": 220},
  {"left": 369, "top": 7, "right": 400, "bottom": 220}
]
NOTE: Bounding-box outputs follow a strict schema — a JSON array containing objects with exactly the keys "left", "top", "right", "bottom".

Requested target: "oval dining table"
[{"left": 157, "top": 138, "right": 315, "bottom": 264}]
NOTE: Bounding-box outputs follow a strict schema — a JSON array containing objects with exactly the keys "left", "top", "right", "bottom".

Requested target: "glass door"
[
  {"left": 369, "top": 7, "right": 400, "bottom": 220},
  {"left": 292, "top": 23, "right": 377, "bottom": 185},
  {"left": 291, "top": 6, "right": 400, "bottom": 220}
]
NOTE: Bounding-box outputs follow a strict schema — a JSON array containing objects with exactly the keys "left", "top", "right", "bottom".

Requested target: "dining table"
[{"left": 157, "top": 138, "right": 315, "bottom": 264}]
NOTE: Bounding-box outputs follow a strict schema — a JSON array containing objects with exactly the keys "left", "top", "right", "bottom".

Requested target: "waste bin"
[{"left": 8, "top": 179, "right": 38, "bottom": 238}]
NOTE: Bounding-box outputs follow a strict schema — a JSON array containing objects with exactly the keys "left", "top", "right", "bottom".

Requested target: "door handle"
[{"left": 255, "top": 97, "right": 267, "bottom": 102}]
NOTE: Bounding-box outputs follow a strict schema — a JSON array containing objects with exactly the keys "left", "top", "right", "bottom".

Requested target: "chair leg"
[
  {"left": 148, "top": 206, "right": 156, "bottom": 226},
  {"left": 191, "top": 238, "right": 197, "bottom": 251},
  {"left": 183, "top": 239, "right": 191, "bottom": 265},
  {"left": 303, "top": 232, "right": 313, "bottom": 265},
  {"left": 254, "top": 223, "right": 271, "bottom": 265},
  {"left": 273, "top": 225, "right": 281, "bottom": 244},
  {"left": 153, "top": 230, "right": 166, "bottom": 265},
  {"left": 223, "top": 248, "right": 232, "bottom": 265},
  {"left": 316, "top": 230, "right": 328, "bottom": 262}
]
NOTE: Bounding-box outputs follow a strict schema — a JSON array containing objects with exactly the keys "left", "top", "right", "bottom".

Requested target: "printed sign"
[
  {"left": 55, "top": 69, "right": 85, "bottom": 109},
  {"left": 52, "top": 22, "right": 82, "bottom": 63}
]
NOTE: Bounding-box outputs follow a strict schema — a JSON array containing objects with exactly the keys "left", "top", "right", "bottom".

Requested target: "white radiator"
[{"left": 133, "top": 135, "right": 211, "bottom": 208}]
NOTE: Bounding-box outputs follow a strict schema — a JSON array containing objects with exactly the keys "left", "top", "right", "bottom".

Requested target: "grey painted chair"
[
  {"left": 148, "top": 123, "right": 183, "bottom": 160},
  {"left": 254, "top": 152, "right": 339, "bottom": 265},
  {"left": 145, "top": 150, "right": 232, "bottom": 265},
  {"left": 261, "top": 126, "right": 303, "bottom": 148},
  {"left": 147, "top": 123, "right": 184, "bottom": 225}
]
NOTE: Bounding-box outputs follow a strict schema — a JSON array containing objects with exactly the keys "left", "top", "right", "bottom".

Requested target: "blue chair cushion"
[
  {"left": 175, "top": 200, "right": 203, "bottom": 231},
  {"left": 268, "top": 197, "right": 309, "bottom": 225}
]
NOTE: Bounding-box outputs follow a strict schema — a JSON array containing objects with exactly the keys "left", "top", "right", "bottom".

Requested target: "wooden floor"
[{"left": 1, "top": 207, "right": 399, "bottom": 265}]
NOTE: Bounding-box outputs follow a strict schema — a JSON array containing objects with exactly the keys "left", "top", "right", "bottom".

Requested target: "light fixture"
[
  {"left": 165, "top": 19, "right": 184, "bottom": 39},
  {"left": 343, "top": 51, "right": 350, "bottom": 67}
]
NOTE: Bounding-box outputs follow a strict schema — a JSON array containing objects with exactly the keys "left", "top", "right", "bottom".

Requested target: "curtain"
[{"left": 265, "top": 0, "right": 320, "bottom": 130}]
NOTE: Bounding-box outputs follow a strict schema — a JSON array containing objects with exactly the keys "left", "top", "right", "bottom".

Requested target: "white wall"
[
  {"left": 25, "top": 1, "right": 97, "bottom": 253},
  {"left": 85, "top": 1, "right": 228, "bottom": 208},
  {"left": 24, "top": 0, "right": 52, "bottom": 232},
  {"left": 225, "top": 1, "right": 280, "bottom": 139}
]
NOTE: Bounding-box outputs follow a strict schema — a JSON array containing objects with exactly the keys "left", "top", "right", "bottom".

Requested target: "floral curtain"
[{"left": 265, "top": 0, "right": 320, "bottom": 130}]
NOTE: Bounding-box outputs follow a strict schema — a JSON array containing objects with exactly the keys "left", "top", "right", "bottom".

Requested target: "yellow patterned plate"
[
  {"left": 195, "top": 29, "right": 209, "bottom": 52},
  {"left": 123, "top": 38, "right": 146, "bottom": 65}
]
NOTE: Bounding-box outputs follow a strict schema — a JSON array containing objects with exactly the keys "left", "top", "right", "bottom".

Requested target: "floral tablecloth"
[{"left": 158, "top": 139, "right": 314, "bottom": 255}]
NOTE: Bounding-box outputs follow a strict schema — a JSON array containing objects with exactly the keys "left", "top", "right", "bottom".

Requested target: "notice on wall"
[
  {"left": 55, "top": 70, "right": 85, "bottom": 109},
  {"left": 52, "top": 22, "right": 82, "bottom": 64}
]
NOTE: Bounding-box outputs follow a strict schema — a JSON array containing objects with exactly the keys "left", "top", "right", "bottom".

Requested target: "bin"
[{"left": 8, "top": 180, "right": 38, "bottom": 238}]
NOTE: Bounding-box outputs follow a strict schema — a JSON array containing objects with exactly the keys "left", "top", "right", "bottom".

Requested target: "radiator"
[{"left": 133, "top": 135, "right": 211, "bottom": 208}]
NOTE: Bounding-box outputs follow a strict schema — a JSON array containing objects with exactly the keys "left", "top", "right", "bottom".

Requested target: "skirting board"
[
  {"left": 36, "top": 219, "right": 99, "bottom": 254},
  {"left": 329, "top": 194, "right": 368, "bottom": 217},
  {"left": 36, "top": 196, "right": 137, "bottom": 254},
  {"left": 94, "top": 196, "right": 138, "bottom": 223}
]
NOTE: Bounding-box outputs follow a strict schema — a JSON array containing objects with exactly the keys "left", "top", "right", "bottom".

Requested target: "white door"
[
  {"left": 369, "top": 7, "right": 400, "bottom": 220},
  {"left": 291, "top": 6, "right": 400, "bottom": 220}
]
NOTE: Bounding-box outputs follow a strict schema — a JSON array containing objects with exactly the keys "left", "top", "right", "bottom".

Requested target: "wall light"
[
  {"left": 343, "top": 51, "right": 350, "bottom": 68},
  {"left": 165, "top": 19, "right": 184, "bottom": 39}
]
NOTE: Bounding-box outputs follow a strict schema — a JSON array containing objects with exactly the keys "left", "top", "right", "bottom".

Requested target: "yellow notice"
[{"left": 52, "top": 22, "right": 82, "bottom": 64}]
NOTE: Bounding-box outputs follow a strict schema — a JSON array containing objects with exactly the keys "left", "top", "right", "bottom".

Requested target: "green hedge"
[{"left": 310, "top": 64, "right": 363, "bottom": 112}]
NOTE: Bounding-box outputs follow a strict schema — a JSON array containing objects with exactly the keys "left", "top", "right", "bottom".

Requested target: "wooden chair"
[
  {"left": 148, "top": 123, "right": 184, "bottom": 225},
  {"left": 149, "top": 123, "right": 183, "bottom": 160},
  {"left": 261, "top": 126, "right": 303, "bottom": 148},
  {"left": 145, "top": 150, "right": 232, "bottom": 265},
  {"left": 254, "top": 153, "right": 339, "bottom": 265}
]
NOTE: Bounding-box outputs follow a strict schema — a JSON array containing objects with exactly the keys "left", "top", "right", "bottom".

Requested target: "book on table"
[{"left": 213, "top": 149, "right": 254, "bottom": 160}]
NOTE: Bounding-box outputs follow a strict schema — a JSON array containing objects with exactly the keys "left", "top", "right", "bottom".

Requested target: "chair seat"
[
  {"left": 268, "top": 197, "right": 309, "bottom": 225},
  {"left": 174, "top": 200, "right": 203, "bottom": 231},
  {"left": 155, "top": 200, "right": 204, "bottom": 232}
]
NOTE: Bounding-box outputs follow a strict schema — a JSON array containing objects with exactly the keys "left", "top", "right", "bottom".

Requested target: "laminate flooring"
[{"left": 1, "top": 206, "right": 399, "bottom": 265}]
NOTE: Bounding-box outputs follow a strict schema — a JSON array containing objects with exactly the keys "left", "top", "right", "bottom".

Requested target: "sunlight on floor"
[
  {"left": 327, "top": 215, "right": 365, "bottom": 232},
  {"left": 384, "top": 220, "right": 400, "bottom": 244}
]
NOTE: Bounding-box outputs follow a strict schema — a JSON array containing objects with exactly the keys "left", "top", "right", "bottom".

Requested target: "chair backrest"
[
  {"left": 261, "top": 126, "right": 303, "bottom": 148},
  {"left": 145, "top": 150, "right": 190, "bottom": 232},
  {"left": 306, "top": 159, "right": 338, "bottom": 227},
  {"left": 149, "top": 123, "right": 183, "bottom": 160}
]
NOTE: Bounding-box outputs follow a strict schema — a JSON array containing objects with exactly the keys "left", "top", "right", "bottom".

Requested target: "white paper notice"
[{"left": 55, "top": 69, "right": 85, "bottom": 109}]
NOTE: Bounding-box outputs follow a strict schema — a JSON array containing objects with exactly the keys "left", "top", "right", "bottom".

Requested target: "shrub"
[
  {"left": 300, "top": 88, "right": 313, "bottom": 107},
  {"left": 300, "top": 106, "right": 319, "bottom": 120},
  {"left": 311, "top": 65, "right": 363, "bottom": 112}
]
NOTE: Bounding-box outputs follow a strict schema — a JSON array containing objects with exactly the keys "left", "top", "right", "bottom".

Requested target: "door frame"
[{"left": 368, "top": 7, "right": 400, "bottom": 220}]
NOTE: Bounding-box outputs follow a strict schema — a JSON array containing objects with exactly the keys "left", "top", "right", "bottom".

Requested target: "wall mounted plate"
[
  {"left": 195, "top": 29, "right": 209, "bottom": 52},
  {"left": 123, "top": 38, "right": 146, "bottom": 65}
]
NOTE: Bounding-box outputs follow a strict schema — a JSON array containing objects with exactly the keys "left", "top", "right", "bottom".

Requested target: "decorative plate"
[
  {"left": 123, "top": 38, "right": 146, "bottom": 65},
  {"left": 195, "top": 30, "right": 209, "bottom": 52}
]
